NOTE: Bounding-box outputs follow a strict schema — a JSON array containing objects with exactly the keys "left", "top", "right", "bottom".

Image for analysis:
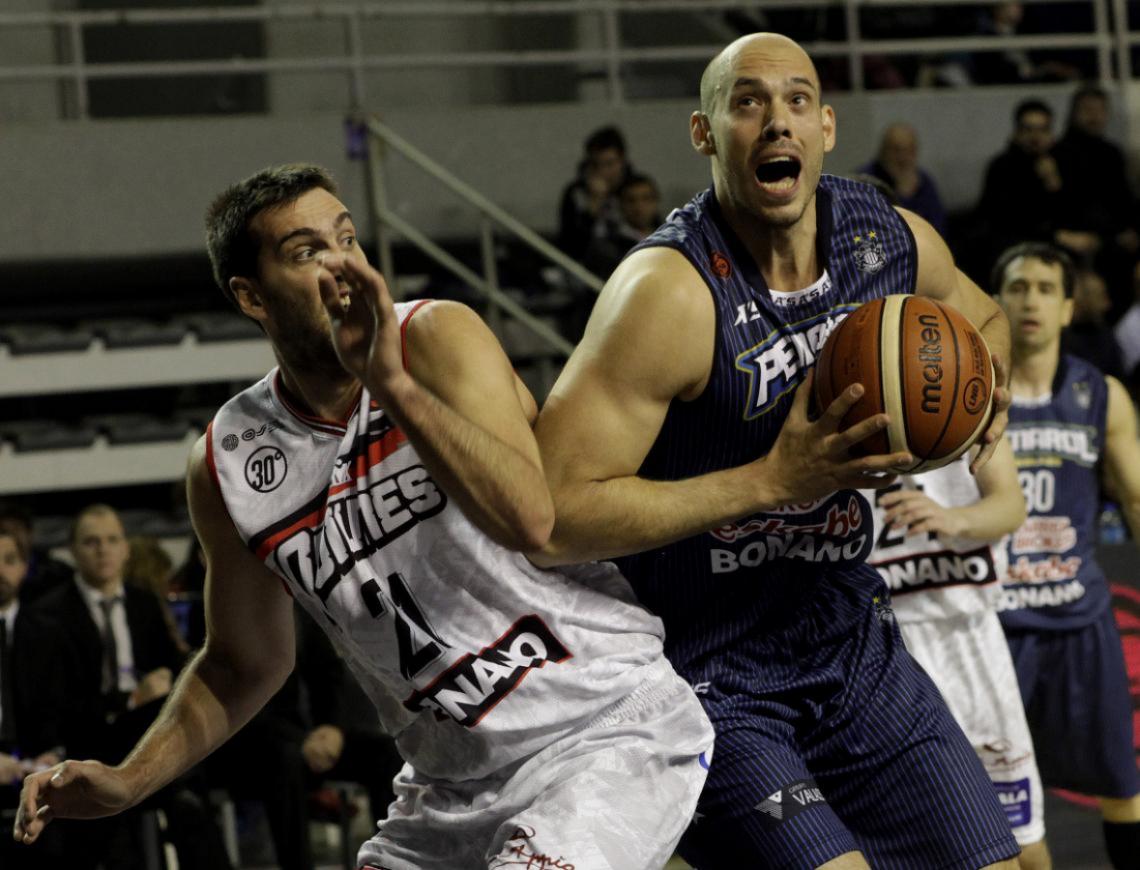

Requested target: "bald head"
[{"left": 699, "top": 33, "right": 820, "bottom": 117}]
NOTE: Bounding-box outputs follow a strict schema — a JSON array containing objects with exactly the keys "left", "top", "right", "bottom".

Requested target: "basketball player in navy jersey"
[
  {"left": 993, "top": 242, "right": 1140, "bottom": 870},
  {"left": 534, "top": 33, "right": 1020, "bottom": 868},
  {"left": 13, "top": 165, "right": 714, "bottom": 869}
]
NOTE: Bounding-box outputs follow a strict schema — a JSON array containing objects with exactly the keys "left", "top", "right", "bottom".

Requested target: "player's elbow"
[
  {"left": 1002, "top": 492, "right": 1028, "bottom": 535},
  {"left": 491, "top": 497, "right": 555, "bottom": 554}
]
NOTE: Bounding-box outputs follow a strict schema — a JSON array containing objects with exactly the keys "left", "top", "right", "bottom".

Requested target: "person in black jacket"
[{"left": 20, "top": 504, "right": 231, "bottom": 870}]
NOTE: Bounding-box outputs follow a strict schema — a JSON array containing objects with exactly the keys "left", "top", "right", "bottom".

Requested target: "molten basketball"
[{"left": 814, "top": 295, "right": 994, "bottom": 473}]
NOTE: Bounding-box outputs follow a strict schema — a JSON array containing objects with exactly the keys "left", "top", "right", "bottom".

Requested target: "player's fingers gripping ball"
[{"left": 813, "top": 295, "right": 994, "bottom": 472}]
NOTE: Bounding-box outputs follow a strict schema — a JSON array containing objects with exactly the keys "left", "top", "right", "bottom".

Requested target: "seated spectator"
[
  {"left": 1054, "top": 84, "right": 1140, "bottom": 316},
  {"left": 859, "top": 123, "right": 946, "bottom": 235},
  {"left": 971, "top": 2, "right": 1081, "bottom": 85},
  {"left": 974, "top": 99, "right": 1099, "bottom": 274},
  {"left": 125, "top": 535, "right": 190, "bottom": 657},
  {"left": 207, "top": 605, "right": 403, "bottom": 870},
  {"left": 21, "top": 504, "right": 231, "bottom": 870},
  {"left": 1065, "top": 268, "right": 1125, "bottom": 379},
  {"left": 0, "top": 529, "right": 66, "bottom": 870},
  {"left": 583, "top": 173, "right": 662, "bottom": 279},
  {"left": 557, "top": 125, "right": 632, "bottom": 259},
  {"left": 0, "top": 502, "right": 72, "bottom": 604}
]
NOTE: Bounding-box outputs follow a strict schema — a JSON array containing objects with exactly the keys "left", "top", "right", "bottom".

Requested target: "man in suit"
[
  {"left": 0, "top": 529, "right": 67, "bottom": 869},
  {"left": 21, "top": 504, "right": 230, "bottom": 870}
]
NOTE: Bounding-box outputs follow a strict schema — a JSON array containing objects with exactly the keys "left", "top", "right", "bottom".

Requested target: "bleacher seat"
[{"left": 0, "top": 323, "right": 95, "bottom": 355}]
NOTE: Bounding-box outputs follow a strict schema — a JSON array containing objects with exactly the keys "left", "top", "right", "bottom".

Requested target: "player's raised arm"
[
  {"left": 318, "top": 253, "right": 553, "bottom": 552},
  {"left": 900, "top": 207, "right": 1012, "bottom": 472},
  {"left": 14, "top": 436, "right": 296, "bottom": 846},
  {"left": 532, "top": 247, "right": 911, "bottom": 568},
  {"left": 1101, "top": 375, "right": 1140, "bottom": 537}
]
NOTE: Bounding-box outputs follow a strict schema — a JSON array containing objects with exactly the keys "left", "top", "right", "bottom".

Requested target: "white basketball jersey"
[
  {"left": 208, "top": 301, "right": 666, "bottom": 780},
  {"left": 863, "top": 455, "right": 1007, "bottom": 622}
]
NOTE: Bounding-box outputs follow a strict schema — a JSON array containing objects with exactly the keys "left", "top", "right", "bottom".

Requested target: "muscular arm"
[
  {"left": 15, "top": 437, "right": 295, "bottom": 840},
  {"left": 900, "top": 207, "right": 1012, "bottom": 471},
  {"left": 321, "top": 257, "right": 553, "bottom": 551},
  {"left": 533, "top": 247, "right": 908, "bottom": 567},
  {"left": 1101, "top": 375, "right": 1140, "bottom": 537}
]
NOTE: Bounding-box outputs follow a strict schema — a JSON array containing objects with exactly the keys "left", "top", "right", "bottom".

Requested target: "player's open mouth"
[{"left": 755, "top": 156, "right": 801, "bottom": 193}]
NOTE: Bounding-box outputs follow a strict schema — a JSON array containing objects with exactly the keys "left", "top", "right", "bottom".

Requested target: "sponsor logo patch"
[
  {"left": 404, "top": 614, "right": 571, "bottom": 728},
  {"left": 754, "top": 778, "right": 827, "bottom": 828},
  {"left": 994, "top": 778, "right": 1032, "bottom": 828}
]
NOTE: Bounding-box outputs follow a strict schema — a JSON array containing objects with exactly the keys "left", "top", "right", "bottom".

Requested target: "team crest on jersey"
[
  {"left": 852, "top": 231, "right": 886, "bottom": 274},
  {"left": 404, "top": 615, "right": 572, "bottom": 727},
  {"left": 710, "top": 250, "right": 732, "bottom": 279},
  {"left": 735, "top": 305, "right": 856, "bottom": 419},
  {"left": 1072, "top": 380, "right": 1092, "bottom": 409}
]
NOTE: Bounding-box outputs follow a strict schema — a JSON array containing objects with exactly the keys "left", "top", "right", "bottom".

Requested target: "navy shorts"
[
  {"left": 1006, "top": 605, "right": 1140, "bottom": 799},
  {"left": 678, "top": 571, "right": 1019, "bottom": 870}
]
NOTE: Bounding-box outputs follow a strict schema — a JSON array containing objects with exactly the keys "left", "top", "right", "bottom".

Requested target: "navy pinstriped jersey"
[
  {"left": 614, "top": 176, "right": 918, "bottom": 671},
  {"left": 999, "top": 354, "right": 1110, "bottom": 630}
]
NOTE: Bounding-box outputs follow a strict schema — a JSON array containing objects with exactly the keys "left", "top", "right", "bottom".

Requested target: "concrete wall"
[{"left": 2, "top": 80, "right": 1124, "bottom": 265}]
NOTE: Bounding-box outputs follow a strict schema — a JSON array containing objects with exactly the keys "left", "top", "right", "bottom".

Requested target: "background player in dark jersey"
[
  {"left": 993, "top": 242, "right": 1140, "bottom": 870},
  {"left": 534, "top": 32, "right": 1018, "bottom": 870}
]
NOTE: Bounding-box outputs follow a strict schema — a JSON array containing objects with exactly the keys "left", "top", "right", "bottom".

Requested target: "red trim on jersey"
[
  {"left": 253, "top": 504, "right": 327, "bottom": 562},
  {"left": 327, "top": 427, "right": 410, "bottom": 498},
  {"left": 205, "top": 420, "right": 220, "bottom": 490},
  {"left": 400, "top": 299, "right": 434, "bottom": 372},
  {"left": 273, "top": 370, "right": 360, "bottom": 434}
]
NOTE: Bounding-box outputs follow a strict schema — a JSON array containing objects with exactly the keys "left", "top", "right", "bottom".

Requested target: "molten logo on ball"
[{"left": 918, "top": 313, "right": 945, "bottom": 415}]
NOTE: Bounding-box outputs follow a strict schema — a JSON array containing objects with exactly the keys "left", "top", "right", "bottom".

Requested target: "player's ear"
[
  {"left": 691, "top": 112, "right": 716, "bottom": 156},
  {"left": 230, "top": 276, "right": 268, "bottom": 324},
  {"left": 1060, "top": 295, "right": 1074, "bottom": 328},
  {"left": 822, "top": 104, "right": 837, "bottom": 154}
]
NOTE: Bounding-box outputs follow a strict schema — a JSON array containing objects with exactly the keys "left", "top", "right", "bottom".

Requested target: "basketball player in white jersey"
[
  {"left": 14, "top": 164, "right": 714, "bottom": 870},
  {"left": 864, "top": 443, "right": 1052, "bottom": 869}
]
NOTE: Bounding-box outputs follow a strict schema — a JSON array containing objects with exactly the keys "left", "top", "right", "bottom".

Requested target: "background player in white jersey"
[
  {"left": 865, "top": 445, "right": 1052, "bottom": 869},
  {"left": 14, "top": 164, "right": 714, "bottom": 870},
  {"left": 994, "top": 242, "right": 1140, "bottom": 870}
]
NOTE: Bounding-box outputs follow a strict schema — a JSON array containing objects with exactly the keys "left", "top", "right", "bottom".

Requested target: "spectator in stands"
[
  {"left": 859, "top": 123, "right": 946, "bottom": 235},
  {"left": 207, "top": 605, "right": 402, "bottom": 870},
  {"left": 20, "top": 504, "right": 230, "bottom": 870},
  {"left": 971, "top": 2, "right": 1081, "bottom": 85},
  {"left": 0, "top": 502, "right": 72, "bottom": 604},
  {"left": 1065, "top": 267, "right": 1126, "bottom": 379},
  {"left": 557, "top": 125, "right": 632, "bottom": 259},
  {"left": 1054, "top": 84, "right": 1140, "bottom": 315},
  {"left": 975, "top": 99, "right": 1099, "bottom": 273},
  {"left": 125, "top": 535, "right": 190, "bottom": 657},
  {"left": 583, "top": 172, "right": 662, "bottom": 279},
  {"left": 0, "top": 529, "right": 66, "bottom": 869}
]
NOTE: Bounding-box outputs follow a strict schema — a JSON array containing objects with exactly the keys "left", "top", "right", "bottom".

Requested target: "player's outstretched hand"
[
  {"left": 762, "top": 371, "right": 913, "bottom": 505},
  {"left": 969, "top": 353, "right": 1011, "bottom": 475},
  {"left": 14, "top": 760, "right": 133, "bottom": 845},
  {"left": 316, "top": 253, "right": 405, "bottom": 400},
  {"left": 880, "top": 489, "right": 963, "bottom": 538}
]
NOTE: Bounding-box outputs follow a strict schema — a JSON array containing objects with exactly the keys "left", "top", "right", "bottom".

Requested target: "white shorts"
[
  {"left": 358, "top": 663, "right": 714, "bottom": 870},
  {"left": 901, "top": 611, "right": 1046, "bottom": 847}
]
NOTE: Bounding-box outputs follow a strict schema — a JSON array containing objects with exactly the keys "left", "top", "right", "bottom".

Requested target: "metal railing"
[
  {"left": 0, "top": 0, "right": 1134, "bottom": 118},
  {"left": 363, "top": 115, "right": 602, "bottom": 363}
]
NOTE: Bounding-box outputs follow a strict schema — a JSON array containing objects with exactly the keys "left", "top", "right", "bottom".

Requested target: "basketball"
[{"left": 814, "top": 295, "right": 994, "bottom": 473}]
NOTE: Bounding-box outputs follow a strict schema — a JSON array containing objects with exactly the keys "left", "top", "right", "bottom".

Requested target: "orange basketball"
[{"left": 813, "top": 295, "right": 994, "bottom": 473}]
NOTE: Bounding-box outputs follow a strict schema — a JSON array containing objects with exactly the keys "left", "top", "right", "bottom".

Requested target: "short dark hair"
[
  {"left": 990, "top": 242, "right": 1076, "bottom": 297},
  {"left": 0, "top": 501, "right": 32, "bottom": 532},
  {"left": 617, "top": 172, "right": 658, "bottom": 198},
  {"left": 1014, "top": 99, "right": 1053, "bottom": 126},
  {"left": 584, "top": 126, "right": 626, "bottom": 157},
  {"left": 1071, "top": 82, "right": 1107, "bottom": 109},
  {"left": 205, "top": 163, "right": 338, "bottom": 305}
]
